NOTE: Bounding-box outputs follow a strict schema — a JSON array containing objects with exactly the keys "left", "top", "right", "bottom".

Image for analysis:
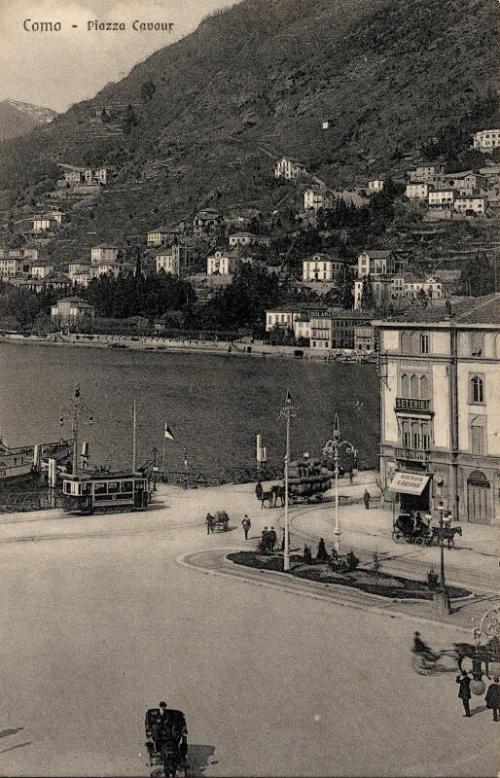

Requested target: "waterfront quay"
[{"left": 1, "top": 477, "right": 498, "bottom": 777}]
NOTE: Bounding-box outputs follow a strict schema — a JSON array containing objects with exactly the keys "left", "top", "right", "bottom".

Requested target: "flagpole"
[{"left": 161, "top": 436, "right": 165, "bottom": 480}]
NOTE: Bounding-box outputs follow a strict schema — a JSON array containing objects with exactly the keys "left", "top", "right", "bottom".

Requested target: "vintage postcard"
[{"left": 0, "top": 0, "right": 498, "bottom": 776}]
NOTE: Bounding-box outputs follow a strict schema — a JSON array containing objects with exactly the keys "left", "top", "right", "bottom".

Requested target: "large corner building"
[{"left": 374, "top": 295, "right": 500, "bottom": 526}]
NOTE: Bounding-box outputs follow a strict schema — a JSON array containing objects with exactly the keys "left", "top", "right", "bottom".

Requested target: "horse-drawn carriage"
[
  {"left": 206, "top": 510, "right": 229, "bottom": 532},
  {"left": 392, "top": 513, "right": 462, "bottom": 547},
  {"left": 145, "top": 706, "right": 188, "bottom": 777},
  {"left": 411, "top": 635, "right": 500, "bottom": 677},
  {"left": 255, "top": 456, "right": 332, "bottom": 509}
]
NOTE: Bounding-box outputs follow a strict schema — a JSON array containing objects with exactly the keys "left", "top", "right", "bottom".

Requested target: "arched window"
[
  {"left": 470, "top": 376, "right": 484, "bottom": 403},
  {"left": 470, "top": 332, "right": 484, "bottom": 356},
  {"left": 410, "top": 374, "right": 420, "bottom": 398},
  {"left": 401, "top": 374, "right": 409, "bottom": 397},
  {"left": 422, "top": 423, "right": 431, "bottom": 450},
  {"left": 420, "top": 375, "right": 429, "bottom": 400},
  {"left": 400, "top": 331, "right": 412, "bottom": 353},
  {"left": 402, "top": 421, "right": 411, "bottom": 448},
  {"left": 411, "top": 422, "right": 421, "bottom": 450}
]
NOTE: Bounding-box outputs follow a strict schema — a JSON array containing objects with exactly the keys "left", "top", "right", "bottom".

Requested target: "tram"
[{"left": 62, "top": 471, "right": 151, "bottom": 514}]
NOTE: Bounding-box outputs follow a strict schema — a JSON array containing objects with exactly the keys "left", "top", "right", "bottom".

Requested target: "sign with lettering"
[{"left": 389, "top": 471, "right": 430, "bottom": 495}]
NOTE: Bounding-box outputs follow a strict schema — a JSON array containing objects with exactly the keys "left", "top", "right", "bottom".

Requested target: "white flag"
[{"left": 164, "top": 423, "right": 175, "bottom": 441}]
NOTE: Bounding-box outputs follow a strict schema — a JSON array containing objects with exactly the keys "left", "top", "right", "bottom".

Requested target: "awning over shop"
[{"left": 389, "top": 471, "right": 430, "bottom": 496}]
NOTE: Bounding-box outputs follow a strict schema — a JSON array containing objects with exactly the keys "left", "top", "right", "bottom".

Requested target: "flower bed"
[{"left": 227, "top": 551, "right": 471, "bottom": 600}]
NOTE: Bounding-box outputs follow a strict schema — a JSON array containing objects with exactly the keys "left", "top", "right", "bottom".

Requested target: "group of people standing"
[{"left": 456, "top": 670, "right": 500, "bottom": 721}]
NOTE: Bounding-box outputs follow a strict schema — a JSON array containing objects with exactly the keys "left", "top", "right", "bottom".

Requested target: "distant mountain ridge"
[
  {"left": 0, "top": 0, "right": 498, "bottom": 247},
  {"left": 0, "top": 99, "right": 57, "bottom": 141}
]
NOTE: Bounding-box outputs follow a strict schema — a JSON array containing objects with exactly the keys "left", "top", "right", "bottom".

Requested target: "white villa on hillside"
[
  {"left": 473, "top": 129, "right": 500, "bottom": 153},
  {"left": 274, "top": 157, "right": 306, "bottom": 180}
]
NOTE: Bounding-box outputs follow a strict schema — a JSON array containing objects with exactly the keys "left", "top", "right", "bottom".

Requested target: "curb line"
[{"left": 176, "top": 549, "right": 476, "bottom": 636}]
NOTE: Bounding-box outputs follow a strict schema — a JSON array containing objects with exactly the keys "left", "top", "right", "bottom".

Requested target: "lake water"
[{"left": 0, "top": 343, "right": 379, "bottom": 478}]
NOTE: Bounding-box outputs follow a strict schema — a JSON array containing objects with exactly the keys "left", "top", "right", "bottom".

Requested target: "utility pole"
[
  {"left": 333, "top": 413, "right": 341, "bottom": 554},
  {"left": 72, "top": 384, "right": 81, "bottom": 477},
  {"left": 132, "top": 400, "right": 137, "bottom": 472},
  {"left": 281, "top": 389, "right": 294, "bottom": 573}
]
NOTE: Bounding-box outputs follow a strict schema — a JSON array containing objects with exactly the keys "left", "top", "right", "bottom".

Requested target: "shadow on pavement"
[
  {"left": 188, "top": 744, "right": 216, "bottom": 775},
  {"left": 0, "top": 728, "right": 24, "bottom": 739},
  {"left": 0, "top": 741, "right": 32, "bottom": 754}
]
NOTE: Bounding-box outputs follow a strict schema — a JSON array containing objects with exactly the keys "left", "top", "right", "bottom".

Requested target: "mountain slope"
[
  {"left": 0, "top": 0, "right": 498, "bottom": 246},
  {"left": 0, "top": 99, "right": 56, "bottom": 141}
]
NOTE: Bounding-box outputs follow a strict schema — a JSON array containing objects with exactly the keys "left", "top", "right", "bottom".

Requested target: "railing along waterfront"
[{"left": 395, "top": 397, "right": 431, "bottom": 413}]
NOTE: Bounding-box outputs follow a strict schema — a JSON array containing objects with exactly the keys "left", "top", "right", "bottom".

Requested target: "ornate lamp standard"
[
  {"left": 323, "top": 414, "right": 358, "bottom": 555},
  {"left": 434, "top": 499, "right": 452, "bottom": 614}
]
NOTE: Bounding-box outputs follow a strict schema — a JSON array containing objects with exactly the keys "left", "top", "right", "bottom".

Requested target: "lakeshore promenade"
[
  {"left": 0, "top": 472, "right": 498, "bottom": 776},
  {"left": 1, "top": 472, "right": 498, "bottom": 601}
]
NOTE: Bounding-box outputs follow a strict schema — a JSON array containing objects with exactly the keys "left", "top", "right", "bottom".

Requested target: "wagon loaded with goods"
[{"left": 287, "top": 457, "right": 332, "bottom": 504}]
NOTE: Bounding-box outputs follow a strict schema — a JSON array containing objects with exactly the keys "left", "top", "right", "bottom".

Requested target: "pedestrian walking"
[
  {"left": 205, "top": 513, "right": 213, "bottom": 535},
  {"left": 268, "top": 526, "right": 277, "bottom": 552},
  {"left": 316, "top": 538, "right": 329, "bottom": 561},
  {"left": 260, "top": 526, "right": 269, "bottom": 552},
  {"left": 363, "top": 490, "right": 371, "bottom": 510},
  {"left": 348, "top": 469, "right": 354, "bottom": 485},
  {"left": 241, "top": 514, "right": 251, "bottom": 540},
  {"left": 456, "top": 670, "right": 472, "bottom": 717},
  {"left": 485, "top": 676, "right": 500, "bottom": 721}
]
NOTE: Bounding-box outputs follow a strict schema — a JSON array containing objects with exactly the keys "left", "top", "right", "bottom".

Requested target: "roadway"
[{"left": 0, "top": 501, "right": 497, "bottom": 776}]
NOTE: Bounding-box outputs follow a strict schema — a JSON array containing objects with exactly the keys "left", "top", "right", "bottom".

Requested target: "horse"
[
  {"left": 258, "top": 490, "right": 274, "bottom": 509},
  {"left": 271, "top": 484, "right": 286, "bottom": 507},
  {"left": 215, "top": 510, "right": 229, "bottom": 530},
  {"left": 430, "top": 525, "right": 462, "bottom": 548}
]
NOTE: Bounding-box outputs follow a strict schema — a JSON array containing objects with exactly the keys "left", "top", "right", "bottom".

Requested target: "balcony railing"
[
  {"left": 395, "top": 397, "right": 431, "bottom": 413},
  {"left": 395, "top": 447, "right": 430, "bottom": 463}
]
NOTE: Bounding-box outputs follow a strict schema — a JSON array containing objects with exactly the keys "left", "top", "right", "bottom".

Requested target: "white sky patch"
[{"left": 0, "top": 0, "right": 235, "bottom": 111}]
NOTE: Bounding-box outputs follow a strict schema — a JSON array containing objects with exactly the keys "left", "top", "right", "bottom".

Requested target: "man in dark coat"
[
  {"left": 363, "top": 490, "right": 371, "bottom": 510},
  {"left": 316, "top": 538, "right": 329, "bottom": 561},
  {"left": 456, "top": 671, "right": 472, "bottom": 717},
  {"left": 485, "top": 676, "right": 500, "bottom": 721},
  {"left": 268, "top": 527, "right": 277, "bottom": 552},
  {"left": 241, "top": 515, "right": 251, "bottom": 540}
]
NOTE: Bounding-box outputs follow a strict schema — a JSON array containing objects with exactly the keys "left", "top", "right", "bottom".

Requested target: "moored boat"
[{"left": 0, "top": 438, "right": 73, "bottom": 483}]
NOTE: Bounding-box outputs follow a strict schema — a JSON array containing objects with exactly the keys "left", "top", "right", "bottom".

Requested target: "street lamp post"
[
  {"left": 323, "top": 414, "right": 357, "bottom": 555},
  {"left": 282, "top": 390, "right": 294, "bottom": 573},
  {"left": 434, "top": 500, "right": 451, "bottom": 614},
  {"left": 333, "top": 414, "right": 341, "bottom": 554}
]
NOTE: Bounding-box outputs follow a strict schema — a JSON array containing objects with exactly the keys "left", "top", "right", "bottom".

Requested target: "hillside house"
[
  {"left": 67, "top": 261, "right": 91, "bottom": 279},
  {"left": 207, "top": 250, "right": 243, "bottom": 276},
  {"left": 302, "top": 254, "right": 348, "bottom": 283},
  {"left": 90, "top": 244, "right": 119, "bottom": 264},
  {"left": 71, "top": 270, "right": 91, "bottom": 287},
  {"left": 155, "top": 244, "right": 195, "bottom": 277},
  {"left": 354, "top": 326, "right": 378, "bottom": 353},
  {"left": 454, "top": 196, "right": 486, "bottom": 216},
  {"left": 46, "top": 210, "right": 64, "bottom": 225},
  {"left": 228, "top": 232, "right": 271, "bottom": 248},
  {"left": 392, "top": 275, "right": 443, "bottom": 300},
  {"left": 274, "top": 157, "right": 306, "bottom": 180},
  {"left": 0, "top": 258, "right": 23, "bottom": 278},
  {"left": 32, "top": 215, "right": 57, "bottom": 233},
  {"left": 473, "top": 129, "right": 500, "bottom": 153},
  {"left": 428, "top": 190, "right": 456, "bottom": 209},
  {"left": 442, "top": 171, "right": 488, "bottom": 196},
  {"left": 193, "top": 209, "right": 222, "bottom": 237},
  {"left": 407, "top": 164, "right": 444, "bottom": 182},
  {"left": 405, "top": 182, "right": 429, "bottom": 200},
  {"left": 62, "top": 167, "right": 109, "bottom": 186},
  {"left": 354, "top": 277, "right": 393, "bottom": 310},
  {"left": 368, "top": 179, "right": 384, "bottom": 193},
  {"left": 357, "top": 250, "right": 398, "bottom": 277},
  {"left": 304, "top": 187, "right": 334, "bottom": 211},
  {"left": 147, "top": 227, "right": 175, "bottom": 247},
  {"left": 92, "top": 262, "right": 121, "bottom": 278},
  {"left": 31, "top": 262, "right": 54, "bottom": 280},
  {"left": 50, "top": 297, "right": 95, "bottom": 325}
]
